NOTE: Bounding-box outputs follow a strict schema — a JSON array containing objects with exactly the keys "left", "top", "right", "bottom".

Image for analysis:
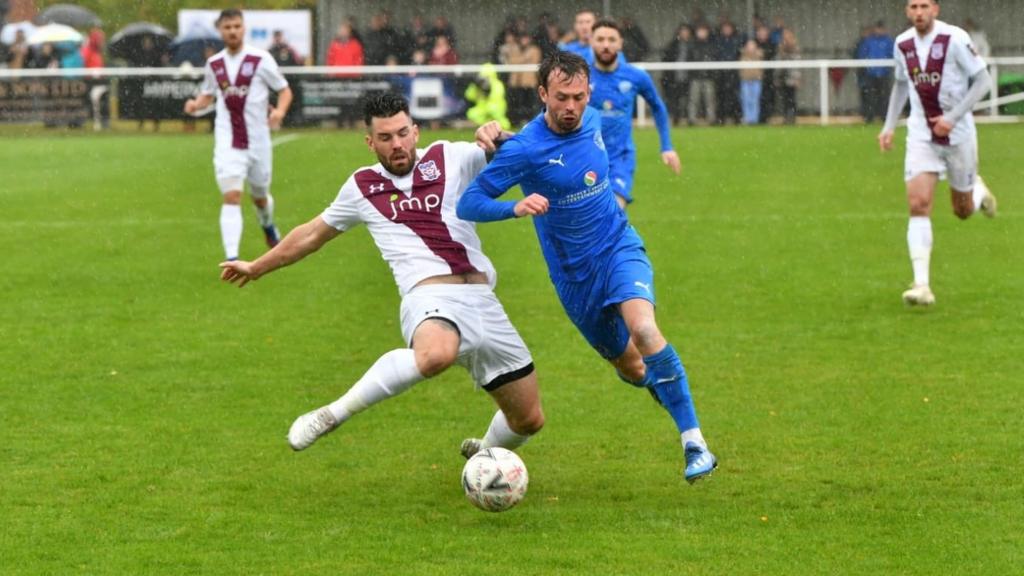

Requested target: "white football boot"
[
  {"left": 902, "top": 284, "right": 936, "bottom": 306},
  {"left": 287, "top": 407, "right": 338, "bottom": 451}
]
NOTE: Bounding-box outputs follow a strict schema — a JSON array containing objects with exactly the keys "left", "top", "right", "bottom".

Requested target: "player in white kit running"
[
  {"left": 184, "top": 9, "right": 293, "bottom": 261},
  {"left": 219, "top": 93, "right": 545, "bottom": 457},
  {"left": 878, "top": 0, "right": 997, "bottom": 306}
]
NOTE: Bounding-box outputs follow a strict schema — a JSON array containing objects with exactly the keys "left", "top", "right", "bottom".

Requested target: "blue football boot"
[{"left": 684, "top": 442, "right": 717, "bottom": 484}]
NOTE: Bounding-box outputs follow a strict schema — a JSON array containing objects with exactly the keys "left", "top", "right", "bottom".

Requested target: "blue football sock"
[
  {"left": 644, "top": 344, "right": 700, "bottom": 433},
  {"left": 616, "top": 369, "right": 652, "bottom": 388}
]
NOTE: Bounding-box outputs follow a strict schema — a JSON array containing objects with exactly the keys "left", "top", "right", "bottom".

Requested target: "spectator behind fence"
[
  {"left": 754, "top": 25, "right": 776, "bottom": 123},
  {"left": 465, "top": 63, "right": 510, "bottom": 129},
  {"left": 715, "top": 21, "right": 742, "bottom": 124},
  {"left": 687, "top": 24, "right": 717, "bottom": 125},
  {"left": 856, "top": 21, "right": 894, "bottom": 123},
  {"left": 364, "top": 12, "right": 402, "bottom": 66},
  {"left": 7, "top": 29, "right": 30, "bottom": 69},
  {"left": 270, "top": 30, "right": 301, "bottom": 66},
  {"left": 775, "top": 28, "right": 801, "bottom": 125},
  {"left": 739, "top": 39, "right": 764, "bottom": 125},
  {"left": 429, "top": 35, "right": 458, "bottom": 65},
  {"left": 532, "top": 12, "right": 561, "bottom": 57},
  {"left": 429, "top": 16, "right": 457, "bottom": 50},
  {"left": 30, "top": 42, "right": 60, "bottom": 69},
  {"left": 620, "top": 17, "right": 650, "bottom": 62},
  {"left": 326, "top": 22, "right": 363, "bottom": 78},
  {"left": 660, "top": 24, "right": 691, "bottom": 126},
  {"left": 499, "top": 32, "right": 542, "bottom": 125},
  {"left": 81, "top": 29, "right": 110, "bottom": 131}
]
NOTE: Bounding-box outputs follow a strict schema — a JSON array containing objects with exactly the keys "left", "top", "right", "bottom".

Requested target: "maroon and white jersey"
[
  {"left": 894, "top": 21, "right": 986, "bottom": 146},
  {"left": 200, "top": 45, "right": 288, "bottom": 151},
  {"left": 321, "top": 141, "right": 497, "bottom": 296}
]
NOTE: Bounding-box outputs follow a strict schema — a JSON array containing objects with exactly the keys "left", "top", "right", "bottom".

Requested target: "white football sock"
[
  {"left": 220, "top": 203, "right": 243, "bottom": 260},
  {"left": 254, "top": 191, "right": 274, "bottom": 228},
  {"left": 907, "top": 216, "right": 933, "bottom": 287},
  {"left": 481, "top": 410, "right": 532, "bottom": 451},
  {"left": 971, "top": 176, "right": 988, "bottom": 211},
  {"left": 681, "top": 428, "right": 707, "bottom": 449},
  {"left": 327, "top": 349, "right": 425, "bottom": 423}
]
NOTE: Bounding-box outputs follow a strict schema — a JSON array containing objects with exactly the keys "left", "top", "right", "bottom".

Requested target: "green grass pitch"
[{"left": 1, "top": 123, "right": 1021, "bottom": 574}]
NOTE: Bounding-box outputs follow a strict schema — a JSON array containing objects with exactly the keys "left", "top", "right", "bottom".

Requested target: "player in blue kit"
[
  {"left": 588, "top": 19, "right": 679, "bottom": 209},
  {"left": 457, "top": 51, "right": 716, "bottom": 484}
]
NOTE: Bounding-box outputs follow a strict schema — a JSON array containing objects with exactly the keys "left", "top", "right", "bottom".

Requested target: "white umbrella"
[
  {"left": 27, "top": 23, "right": 83, "bottom": 46},
  {"left": 0, "top": 21, "right": 37, "bottom": 45}
]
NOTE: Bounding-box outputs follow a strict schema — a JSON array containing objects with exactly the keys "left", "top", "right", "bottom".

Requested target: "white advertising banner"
[{"left": 177, "top": 9, "right": 313, "bottom": 61}]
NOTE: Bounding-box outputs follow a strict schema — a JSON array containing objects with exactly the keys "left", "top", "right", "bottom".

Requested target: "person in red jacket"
[
  {"left": 326, "top": 22, "right": 364, "bottom": 78},
  {"left": 80, "top": 29, "right": 109, "bottom": 130}
]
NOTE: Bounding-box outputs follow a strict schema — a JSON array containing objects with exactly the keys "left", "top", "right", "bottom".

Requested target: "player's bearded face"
[
  {"left": 367, "top": 113, "right": 419, "bottom": 176},
  {"left": 540, "top": 72, "right": 590, "bottom": 133},
  {"left": 218, "top": 18, "right": 244, "bottom": 50},
  {"left": 906, "top": 0, "right": 939, "bottom": 33},
  {"left": 592, "top": 29, "right": 622, "bottom": 66}
]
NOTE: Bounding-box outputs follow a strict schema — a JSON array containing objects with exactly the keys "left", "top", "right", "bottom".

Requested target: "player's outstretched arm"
[
  {"left": 879, "top": 80, "right": 910, "bottom": 152},
  {"left": 475, "top": 120, "right": 515, "bottom": 154},
  {"left": 220, "top": 216, "right": 341, "bottom": 287}
]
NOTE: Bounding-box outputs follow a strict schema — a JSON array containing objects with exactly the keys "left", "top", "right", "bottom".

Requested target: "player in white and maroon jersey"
[
  {"left": 219, "top": 93, "right": 544, "bottom": 456},
  {"left": 879, "top": 0, "right": 997, "bottom": 306},
  {"left": 184, "top": 9, "right": 293, "bottom": 261}
]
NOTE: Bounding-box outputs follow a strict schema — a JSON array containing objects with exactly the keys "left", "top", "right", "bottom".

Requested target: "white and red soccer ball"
[{"left": 461, "top": 447, "right": 528, "bottom": 512}]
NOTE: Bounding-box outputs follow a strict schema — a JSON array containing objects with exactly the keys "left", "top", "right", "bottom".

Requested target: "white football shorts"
[
  {"left": 400, "top": 284, "right": 534, "bottom": 390},
  {"left": 214, "top": 145, "right": 273, "bottom": 193},
  {"left": 904, "top": 137, "right": 977, "bottom": 192}
]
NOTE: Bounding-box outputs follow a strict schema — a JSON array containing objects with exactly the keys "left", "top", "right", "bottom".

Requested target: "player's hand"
[
  {"left": 513, "top": 193, "right": 549, "bottom": 218},
  {"left": 929, "top": 115, "right": 953, "bottom": 138},
  {"left": 661, "top": 150, "right": 681, "bottom": 175},
  {"left": 220, "top": 260, "right": 260, "bottom": 288},
  {"left": 878, "top": 130, "right": 894, "bottom": 152},
  {"left": 184, "top": 99, "right": 198, "bottom": 115},
  {"left": 268, "top": 108, "right": 286, "bottom": 130},
  {"left": 473, "top": 120, "right": 505, "bottom": 152}
]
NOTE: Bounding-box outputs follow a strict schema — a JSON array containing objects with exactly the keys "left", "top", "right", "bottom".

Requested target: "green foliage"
[
  {"left": 37, "top": 0, "right": 317, "bottom": 34},
  {"left": 1, "top": 124, "right": 1022, "bottom": 574}
]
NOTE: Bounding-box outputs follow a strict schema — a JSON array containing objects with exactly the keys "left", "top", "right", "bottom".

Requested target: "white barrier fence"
[{"left": 2, "top": 57, "right": 1023, "bottom": 126}]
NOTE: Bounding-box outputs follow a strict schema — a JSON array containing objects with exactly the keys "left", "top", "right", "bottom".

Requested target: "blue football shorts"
[{"left": 608, "top": 147, "right": 637, "bottom": 204}]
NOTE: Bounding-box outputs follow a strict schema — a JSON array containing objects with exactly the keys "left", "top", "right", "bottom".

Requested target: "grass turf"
[{"left": 1, "top": 123, "right": 1021, "bottom": 574}]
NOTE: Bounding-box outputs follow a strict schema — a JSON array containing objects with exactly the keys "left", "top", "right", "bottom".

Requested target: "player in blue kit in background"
[
  {"left": 457, "top": 51, "right": 716, "bottom": 484},
  {"left": 588, "top": 19, "right": 679, "bottom": 209}
]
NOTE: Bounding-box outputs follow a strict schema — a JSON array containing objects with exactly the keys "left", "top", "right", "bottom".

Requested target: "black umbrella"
[
  {"left": 108, "top": 22, "right": 173, "bottom": 61},
  {"left": 38, "top": 4, "right": 102, "bottom": 29},
  {"left": 169, "top": 37, "right": 224, "bottom": 67}
]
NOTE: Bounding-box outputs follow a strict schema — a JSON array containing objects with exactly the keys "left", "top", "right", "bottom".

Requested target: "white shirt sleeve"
[
  {"left": 952, "top": 28, "right": 987, "bottom": 78},
  {"left": 456, "top": 141, "right": 487, "bottom": 181},
  {"left": 259, "top": 55, "right": 289, "bottom": 92},
  {"left": 892, "top": 41, "right": 908, "bottom": 82},
  {"left": 200, "top": 62, "right": 217, "bottom": 96},
  {"left": 320, "top": 176, "right": 363, "bottom": 231}
]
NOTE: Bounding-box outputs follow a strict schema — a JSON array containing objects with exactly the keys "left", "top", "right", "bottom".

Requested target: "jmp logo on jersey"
[
  {"left": 388, "top": 193, "right": 442, "bottom": 221},
  {"left": 618, "top": 80, "right": 633, "bottom": 94},
  {"left": 930, "top": 43, "right": 945, "bottom": 60},
  {"left": 913, "top": 70, "right": 942, "bottom": 87},
  {"left": 417, "top": 160, "right": 442, "bottom": 181},
  {"left": 241, "top": 62, "right": 256, "bottom": 77},
  {"left": 583, "top": 171, "right": 597, "bottom": 187}
]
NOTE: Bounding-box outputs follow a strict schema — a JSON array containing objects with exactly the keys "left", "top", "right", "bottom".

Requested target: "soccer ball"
[{"left": 461, "top": 447, "right": 529, "bottom": 512}]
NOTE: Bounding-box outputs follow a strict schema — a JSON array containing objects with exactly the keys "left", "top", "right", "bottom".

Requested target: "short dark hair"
[
  {"left": 363, "top": 92, "right": 410, "bottom": 127},
  {"left": 591, "top": 18, "right": 622, "bottom": 35},
  {"left": 217, "top": 9, "right": 243, "bottom": 25},
  {"left": 576, "top": 8, "right": 598, "bottom": 18},
  {"left": 537, "top": 51, "right": 590, "bottom": 89}
]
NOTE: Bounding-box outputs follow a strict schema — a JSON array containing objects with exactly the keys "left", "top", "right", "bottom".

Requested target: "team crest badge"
[
  {"left": 618, "top": 80, "right": 633, "bottom": 94},
  {"left": 417, "top": 160, "right": 441, "bottom": 181},
  {"left": 930, "top": 43, "right": 944, "bottom": 60},
  {"left": 583, "top": 171, "right": 597, "bottom": 187},
  {"left": 241, "top": 61, "right": 255, "bottom": 77}
]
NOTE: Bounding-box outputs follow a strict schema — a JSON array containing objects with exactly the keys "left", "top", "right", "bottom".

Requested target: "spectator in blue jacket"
[{"left": 855, "top": 21, "right": 894, "bottom": 123}]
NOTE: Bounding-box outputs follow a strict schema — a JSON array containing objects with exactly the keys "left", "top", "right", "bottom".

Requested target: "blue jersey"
[
  {"left": 458, "top": 107, "right": 628, "bottom": 283},
  {"left": 588, "top": 59, "right": 674, "bottom": 156},
  {"left": 560, "top": 41, "right": 590, "bottom": 58}
]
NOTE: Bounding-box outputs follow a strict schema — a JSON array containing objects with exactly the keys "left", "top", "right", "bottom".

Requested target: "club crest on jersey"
[
  {"left": 417, "top": 160, "right": 441, "bottom": 181},
  {"left": 618, "top": 80, "right": 633, "bottom": 94},
  {"left": 930, "top": 43, "right": 945, "bottom": 60},
  {"left": 241, "top": 61, "right": 256, "bottom": 77},
  {"left": 583, "top": 171, "right": 597, "bottom": 187}
]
